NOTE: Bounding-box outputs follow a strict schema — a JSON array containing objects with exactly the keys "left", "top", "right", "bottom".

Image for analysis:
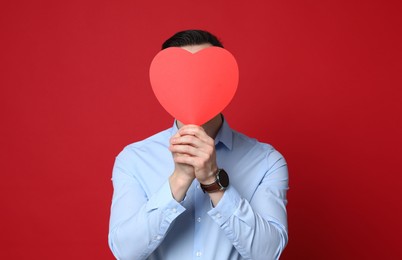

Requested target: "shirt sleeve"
[
  {"left": 207, "top": 149, "right": 289, "bottom": 260},
  {"left": 108, "top": 156, "right": 186, "bottom": 260}
]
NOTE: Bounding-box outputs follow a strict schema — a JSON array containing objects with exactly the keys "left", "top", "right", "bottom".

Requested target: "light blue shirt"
[{"left": 108, "top": 119, "right": 289, "bottom": 260}]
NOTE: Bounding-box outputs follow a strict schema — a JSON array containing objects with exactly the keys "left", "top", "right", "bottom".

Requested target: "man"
[{"left": 108, "top": 30, "right": 289, "bottom": 260}]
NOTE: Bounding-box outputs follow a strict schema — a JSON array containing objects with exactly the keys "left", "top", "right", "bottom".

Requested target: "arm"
[
  {"left": 170, "top": 125, "right": 288, "bottom": 259},
  {"left": 208, "top": 150, "right": 289, "bottom": 260},
  {"left": 169, "top": 125, "right": 223, "bottom": 206},
  {"left": 108, "top": 157, "right": 186, "bottom": 260}
]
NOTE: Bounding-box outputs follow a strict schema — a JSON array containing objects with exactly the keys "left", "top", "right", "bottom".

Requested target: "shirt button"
[
  {"left": 196, "top": 184, "right": 201, "bottom": 189},
  {"left": 171, "top": 208, "right": 177, "bottom": 213},
  {"left": 216, "top": 213, "right": 222, "bottom": 219},
  {"left": 196, "top": 217, "right": 201, "bottom": 222},
  {"left": 155, "top": 235, "right": 162, "bottom": 240},
  {"left": 196, "top": 251, "right": 202, "bottom": 257}
]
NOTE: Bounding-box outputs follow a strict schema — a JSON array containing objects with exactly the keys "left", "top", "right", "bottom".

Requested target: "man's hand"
[
  {"left": 169, "top": 125, "right": 218, "bottom": 185},
  {"left": 169, "top": 131, "right": 196, "bottom": 202}
]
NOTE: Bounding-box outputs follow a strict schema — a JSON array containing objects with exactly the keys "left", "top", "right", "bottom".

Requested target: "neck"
[{"left": 177, "top": 114, "right": 223, "bottom": 139}]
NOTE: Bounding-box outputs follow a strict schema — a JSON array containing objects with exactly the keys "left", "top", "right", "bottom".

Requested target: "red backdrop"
[{"left": 1, "top": 0, "right": 401, "bottom": 259}]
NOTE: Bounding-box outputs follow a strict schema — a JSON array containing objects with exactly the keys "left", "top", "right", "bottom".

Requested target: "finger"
[
  {"left": 170, "top": 144, "right": 204, "bottom": 157},
  {"left": 170, "top": 146, "right": 212, "bottom": 169},
  {"left": 171, "top": 136, "right": 215, "bottom": 158},
  {"left": 170, "top": 131, "right": 181, "bottom": 141},
  {"left": 173, "top": 153, "right": 199, "bottom": 167},
  {"left": 178, "top": 126, "right": 213, "bottom": 145},
  {"left": 178, "top": 125, "right": 204, "bottom": 135},
  {"left": 170, "top": 131, "right": 188, "bottom": 145},
  {"left": 170, "top": 135, "right": 203, "bottom": 148},
  {"left": 171, "top": 152, "right": 191, "bottom": 161}
]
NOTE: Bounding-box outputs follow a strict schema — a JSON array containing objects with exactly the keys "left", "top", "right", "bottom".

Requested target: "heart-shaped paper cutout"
[{"left": 149, "top": 47, "right": 239, "bottom": 125}]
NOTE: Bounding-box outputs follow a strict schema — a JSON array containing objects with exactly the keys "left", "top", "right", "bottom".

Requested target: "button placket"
[{"left": 194, "top": 180, "right": 205, "bottom": 259}]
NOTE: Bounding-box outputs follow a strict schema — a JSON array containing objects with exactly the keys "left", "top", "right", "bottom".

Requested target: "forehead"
[{"left": 180, "top": 43, "right": 213, "bottom": 53}]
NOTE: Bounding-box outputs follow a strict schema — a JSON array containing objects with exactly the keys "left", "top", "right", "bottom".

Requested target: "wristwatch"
[{"left": 200, "top": 169, "right": 229, "bottom": 193}]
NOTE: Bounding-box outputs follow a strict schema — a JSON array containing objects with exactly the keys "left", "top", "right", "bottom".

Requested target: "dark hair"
[{"left": 162, "top": 30, "right": 224, "bottom": 50}]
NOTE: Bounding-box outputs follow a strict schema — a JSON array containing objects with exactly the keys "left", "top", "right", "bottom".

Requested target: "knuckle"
[
  {"left": 204, "top": 146, "right": 214, "bottom": 156},
  {"left": 206, "top": 146, "right": 213, "bottom": 154}
]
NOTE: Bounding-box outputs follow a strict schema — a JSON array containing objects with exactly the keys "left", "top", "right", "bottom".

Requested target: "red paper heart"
[{"left": 149, "top": 47, "right": 239, "bottom": 125}]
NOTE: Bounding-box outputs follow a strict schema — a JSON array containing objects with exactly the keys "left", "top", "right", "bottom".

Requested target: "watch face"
[{"left": 218, "top": 169, "right": 229, "bottom": 188}]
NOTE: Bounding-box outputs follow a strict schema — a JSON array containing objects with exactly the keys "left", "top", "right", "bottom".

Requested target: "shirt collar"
[
  {"left": 214, "top": 117, "right": 233, "bottom": 150},
  {"left": 170, "top": 117, "right": 233, "bottom": 151}
]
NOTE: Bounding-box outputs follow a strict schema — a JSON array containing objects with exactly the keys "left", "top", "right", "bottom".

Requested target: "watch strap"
[{"left": 200, "top": 169, "right": 228, "bottom": 193}]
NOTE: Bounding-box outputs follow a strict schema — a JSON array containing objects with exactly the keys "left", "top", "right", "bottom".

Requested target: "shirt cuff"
[
  {"left": 146, "top": 180, "right": 186, "bottom": 220},
  {"left": 207, "top": 185, "right": 241, "bottom": 226}
]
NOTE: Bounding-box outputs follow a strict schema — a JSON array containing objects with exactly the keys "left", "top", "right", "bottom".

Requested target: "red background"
[{"left": 1, "top": 0, "right": 401, "bottom": 259}]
